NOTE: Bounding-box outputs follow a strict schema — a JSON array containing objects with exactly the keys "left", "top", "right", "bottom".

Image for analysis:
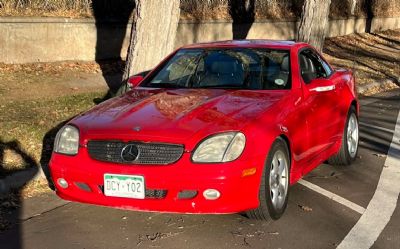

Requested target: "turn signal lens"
[{"left": 242, "top": 167, "right": 257, "bottom": 177}]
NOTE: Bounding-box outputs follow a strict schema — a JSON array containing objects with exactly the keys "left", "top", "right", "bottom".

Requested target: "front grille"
[
  {"left": 145, "top": 189, "right": 168, "bottom": 199},
  {"left": 98, "top": 185, "right": 167, "bottom": 199},
  {"left": 87, "top": 140, "right": 184, "bottom": 165}
]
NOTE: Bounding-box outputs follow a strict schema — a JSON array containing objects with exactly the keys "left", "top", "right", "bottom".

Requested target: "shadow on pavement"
[
  {"left": 0, "top": 139, "right": 39, "bottom": 249},
  {"left": 359, "top": 93, "right": 400, "bottom": 154}
]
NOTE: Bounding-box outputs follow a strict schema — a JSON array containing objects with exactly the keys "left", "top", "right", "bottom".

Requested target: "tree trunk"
[
  {"left": 228, "top": 0, "right": 255, "bottom": 39},
  {"left": 350, "top": 0, "right": 357, "bottom": 15},
  {"left": 297, "top": 0, "right": 331, "bottom": 51},
  {"left": 119, "top": 0, "right": 180, "bottom": 94}
]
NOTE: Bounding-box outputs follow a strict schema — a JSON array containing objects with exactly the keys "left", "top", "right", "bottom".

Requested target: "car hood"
[{"left": 73, "top": 88, "right": 285, "bottom": 143}]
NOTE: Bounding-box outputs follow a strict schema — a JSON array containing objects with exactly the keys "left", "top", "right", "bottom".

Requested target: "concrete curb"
[{"left": 357, "top": 80, "right": 399, "bottom": 95}]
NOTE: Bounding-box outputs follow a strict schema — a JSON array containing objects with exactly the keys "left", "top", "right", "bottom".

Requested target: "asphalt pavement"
[{"left": 1, "top": 89, "right": 399, "bottom": 249}]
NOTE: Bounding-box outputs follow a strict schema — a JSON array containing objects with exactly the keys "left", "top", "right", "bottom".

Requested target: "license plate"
[{"left": 104, "top": 174, "right": 145, "bottom": 199}]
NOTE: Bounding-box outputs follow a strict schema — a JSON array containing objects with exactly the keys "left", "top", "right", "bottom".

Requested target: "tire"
[
  {"left": 328, "top": 106, "right": 359, "bottom": 166},
  {"left": 247, "top": 137, "right": 290, "bottom": 221}
]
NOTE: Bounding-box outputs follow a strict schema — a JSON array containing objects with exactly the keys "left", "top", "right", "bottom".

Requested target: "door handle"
[{"left": 309, "top": 85, "right": 335, "bottom": 92}]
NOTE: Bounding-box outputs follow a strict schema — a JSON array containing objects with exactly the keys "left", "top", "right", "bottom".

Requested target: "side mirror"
[{"left": 127, "top": 75, "right": 144, "bottom": 89}]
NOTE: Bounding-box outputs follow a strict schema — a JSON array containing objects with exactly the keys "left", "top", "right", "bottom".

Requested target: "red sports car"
[{"left": 50, "top": 40, "right": 359, "bottom": 220}]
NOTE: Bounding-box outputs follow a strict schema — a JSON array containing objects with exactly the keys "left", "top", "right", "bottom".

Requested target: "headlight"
[
  {"left": 192, "top": 132, "right": 246, "bottom": 163},
  {"left": 54, "top": 125, "right": 79, "bottom": 155}
]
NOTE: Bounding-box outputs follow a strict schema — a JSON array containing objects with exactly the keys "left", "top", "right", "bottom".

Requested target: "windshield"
[{"left": 142, "top": 48, "right": 291, "bottom": 90}]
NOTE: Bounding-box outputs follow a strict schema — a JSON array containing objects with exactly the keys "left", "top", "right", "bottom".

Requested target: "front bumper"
[{"left": 49, "top": 151, "right": 263, "bottom": 214}]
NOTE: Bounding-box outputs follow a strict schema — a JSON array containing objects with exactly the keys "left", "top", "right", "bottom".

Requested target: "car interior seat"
[
  {"left": 197, "top": 54, "right": 244, "bottom": 87},
  {"left": 300, "top": 54, "right": 317, "bottom": 84},
  {"left": 264, "top": 55, "right": 290, "bottom": 89}
]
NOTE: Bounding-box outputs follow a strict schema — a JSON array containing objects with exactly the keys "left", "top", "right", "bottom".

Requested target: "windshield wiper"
[
  {"left": 147, "top": 82, "right": 185, "bottom": 88},
  {"left": 194, "top": 84, "right": 248, "bottom": 89}
]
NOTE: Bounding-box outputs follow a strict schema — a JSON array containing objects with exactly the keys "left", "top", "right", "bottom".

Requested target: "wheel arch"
[
  {"left": 277, "top": 134, "right": 292, "bottom": 169},
  {"left": 350, "top": 99, "right": 359, "bottom": 116}
]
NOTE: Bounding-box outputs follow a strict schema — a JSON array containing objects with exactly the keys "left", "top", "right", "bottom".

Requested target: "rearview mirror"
[{"left": 127, "top": 75, "right": 144, "bottom": 88}]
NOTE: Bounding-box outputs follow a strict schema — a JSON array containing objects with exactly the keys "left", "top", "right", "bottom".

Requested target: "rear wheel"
[
  {"left": 247, "top": 137, "right": 290, "bottom": 220},
  {"left": 328, "top": 106, "right": 359, "bottom": 165}
]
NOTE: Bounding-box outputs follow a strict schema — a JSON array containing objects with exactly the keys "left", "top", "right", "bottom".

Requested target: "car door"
[{"left": 299, "top": 49, "right": 340, "bottom": 164}]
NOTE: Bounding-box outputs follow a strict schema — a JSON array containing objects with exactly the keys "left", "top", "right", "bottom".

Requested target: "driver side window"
[{"left": 299, "top": 50, "right": 327, "bottom": 84}]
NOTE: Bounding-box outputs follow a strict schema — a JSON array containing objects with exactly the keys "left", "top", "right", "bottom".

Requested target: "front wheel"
[
  {"left": 328, "top": 106, "right": 359, "bottom": 165},
  {"left": 247, "top": 137, "right": 290, "bottom": 220}
]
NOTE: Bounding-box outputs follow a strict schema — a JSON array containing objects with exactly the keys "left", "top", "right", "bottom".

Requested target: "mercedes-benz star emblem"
[{"left": 121, "top": 144, "right": 139, "bottom": 162}]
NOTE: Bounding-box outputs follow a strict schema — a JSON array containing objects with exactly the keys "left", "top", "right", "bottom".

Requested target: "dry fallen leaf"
[{"left": 298, "top": 204, "right": 313, "bottom": 212}]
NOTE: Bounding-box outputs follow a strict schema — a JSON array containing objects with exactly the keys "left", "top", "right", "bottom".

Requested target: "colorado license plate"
[{"left": 104, "top": 174, "right": 145, "bottom": 199}]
